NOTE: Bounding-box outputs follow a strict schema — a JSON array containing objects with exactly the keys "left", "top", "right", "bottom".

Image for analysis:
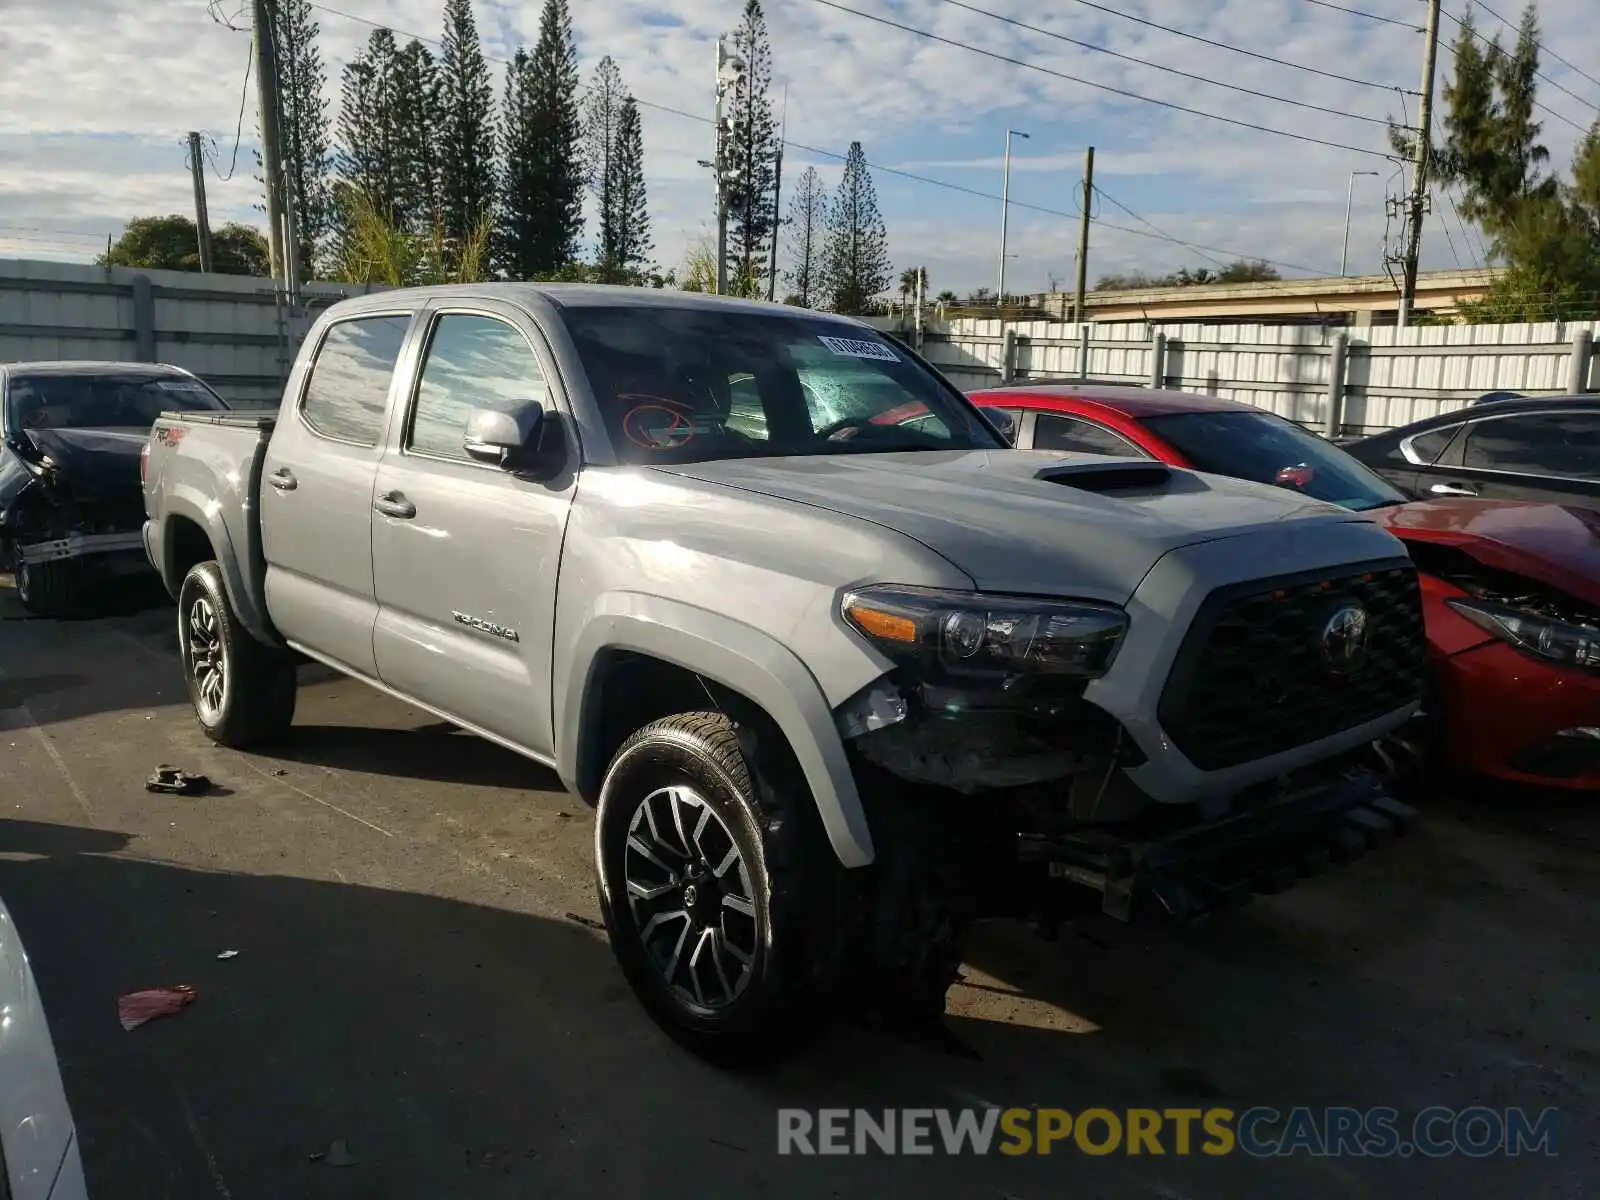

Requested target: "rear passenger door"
[
  {"left": 370, "top": 303, "right": 575, "bottom": 758},
  {"left": 261, "top": 310, "right": 415, "bottom": 677},
  {"left": 1424, "top": 411, "right": 1600, "bottom": 505}
]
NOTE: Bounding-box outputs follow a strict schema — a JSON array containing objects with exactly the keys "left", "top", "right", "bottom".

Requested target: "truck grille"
[{"left": 1157, "top": 560, "right": 1425, "bottom": 771}]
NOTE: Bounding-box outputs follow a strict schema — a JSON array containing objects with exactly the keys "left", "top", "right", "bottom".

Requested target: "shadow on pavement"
[{"left": 265, "top": 723, "right": 564, "bottom": 793}]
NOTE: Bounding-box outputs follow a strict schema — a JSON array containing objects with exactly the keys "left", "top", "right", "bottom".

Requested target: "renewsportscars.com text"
[{"left": 777, "top": 1106, "right": 1558, "bottom": 1158}]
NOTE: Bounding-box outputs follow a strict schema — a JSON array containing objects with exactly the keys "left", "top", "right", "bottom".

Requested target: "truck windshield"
[
  {"left": 1142, "top": 410, "right": 1406, "bottom": 512},
  {"left": 561, "top": 305, "right": 1002, "bottom": 464},
  {"left": 6, "top": 372, "right": 228, "bottom": 431}
]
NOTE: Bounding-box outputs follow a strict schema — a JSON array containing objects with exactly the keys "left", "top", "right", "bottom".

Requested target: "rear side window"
[
  {"left": 1034, "top": 413, "right": 1145, "bottom": 457},
  {"left": 1462, "top": 412, "right": 1600, "bottom": 479},
  {"left": 300, "top": 315, "right": 411, "bottom": 445}
]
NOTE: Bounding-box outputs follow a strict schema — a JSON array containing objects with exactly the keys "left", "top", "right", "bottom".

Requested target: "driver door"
[{"left": 370, "top": 302, "right": 575, "bottom": 759}]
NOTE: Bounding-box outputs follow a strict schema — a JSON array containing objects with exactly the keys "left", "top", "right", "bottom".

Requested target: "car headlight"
[
  {"left": 1448, "top": 597, "right": 1600, "bottom": 672},
  {"left": 842, "top": 585, "right": 1128, "bottom": 680}
]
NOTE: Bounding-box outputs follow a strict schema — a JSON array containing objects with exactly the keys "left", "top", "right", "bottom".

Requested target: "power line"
[
  {"left": 1089, "top": 186, "right": 1229, "bottom": 271},
  {"left": 810, "top": 0, "right": 1398, "bottom": 159},
  {"left": 1299, "top": 0, "right": 1422, "bottom": 31},
  {"left": 1465, "top": 0, "right": 1600, "bottom": 103},
  {"left": 937, "top": 0, "right": 1397, "bottom": 127},
  {"left": 1058, "top": 0, "right": 1415, "bottom": 94},
  {"left": 211, "top": 35, "right": 254, "bottom": 182},
  {"left": 1086, "top": 185, "right": 1333, "bottom": 275},
  {"left": 1431, "top": 191, "right": 1464, "bottom": 268}
]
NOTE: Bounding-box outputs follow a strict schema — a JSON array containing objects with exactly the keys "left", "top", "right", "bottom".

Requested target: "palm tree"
[{"left": 898, "top": 265, "right": 928, "bottom": 303}]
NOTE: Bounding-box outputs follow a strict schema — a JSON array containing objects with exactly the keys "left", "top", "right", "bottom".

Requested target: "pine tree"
[
  {"left": 437, "top": 0, "right": 497, "bottom": 249},
  {"left": 392, "top": 39, "right": 444, "bottom": 235},
  {"left": 820, "top": 142, "right": 890, "bottom": 315},
  {"left": 270, "top": 0, "right": 332, "bottom": 278},
  {"left": 336, "top": 29, "right": 403, "bottom": 223},
  {"left": 723, "top": 0, "right": 779, "bottom": 295},
  {"left": 611, "top": 96, "right": 653, "bottom": 279},
  {"left": 583, "top": 57, "right": 628, "bottom": 273},
  {"left": 507, "top": 0, "right": 584, "bottom": 276},
  {"left": 783, "top": 165, "right": 826, "bottom": 306},
  {"left": 497, "top": 49, "right": 540, "bottom": 278}
]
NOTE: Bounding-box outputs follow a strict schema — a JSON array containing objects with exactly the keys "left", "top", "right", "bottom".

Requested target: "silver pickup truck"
[{"left": 142, "top": 285, "right": 1424, "bottom": 1064}]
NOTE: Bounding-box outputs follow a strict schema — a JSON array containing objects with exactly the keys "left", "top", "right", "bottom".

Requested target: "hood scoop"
[{"left": 1034, "top": 459, "right": 1174, "bottom": 492}]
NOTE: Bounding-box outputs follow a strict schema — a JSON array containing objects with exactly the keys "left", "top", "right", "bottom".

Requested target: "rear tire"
[
  {"left": 594, "top": 712, "right": 839, "bottom": 1067},
  {"left": 177, "top": 560, "right": 297, "bottom": 748},
  {"left": 11, "top": 547, "right": 78, "bottom": 618}
]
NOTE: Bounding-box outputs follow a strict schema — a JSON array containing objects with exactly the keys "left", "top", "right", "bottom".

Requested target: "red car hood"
[{"left": 1372, "top": 498, "right": 1600, "bottom": 607}]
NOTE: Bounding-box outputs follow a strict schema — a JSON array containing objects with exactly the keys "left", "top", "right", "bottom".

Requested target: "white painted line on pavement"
[
  {"left": 237, "top": 758, "right": 396, "bottom": 839},
  {"left": 0, "top": 663, "right": 96, "bottom": 822}
]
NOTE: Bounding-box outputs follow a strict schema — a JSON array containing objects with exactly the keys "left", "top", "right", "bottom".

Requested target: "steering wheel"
[{"left": 813, "top": 416, "right": 879, "bottom": 441}]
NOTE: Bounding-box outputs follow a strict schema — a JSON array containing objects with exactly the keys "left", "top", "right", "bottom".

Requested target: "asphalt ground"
[{"left": 1, "top": 574, "right": 1596, "bottom": 1199}]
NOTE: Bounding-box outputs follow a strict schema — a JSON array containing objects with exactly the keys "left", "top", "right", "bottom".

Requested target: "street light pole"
[
  {"left": 1341, "top": 170, "right": 1379, "bottom": 277},
  {"left": 997, "top": 128, "right": 1029, "bottom": 302}
]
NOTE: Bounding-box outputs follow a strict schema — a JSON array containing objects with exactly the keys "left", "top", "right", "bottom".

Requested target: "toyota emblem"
[{"left": 1320, "top": 603, "right": 1370, "bottom": 673}]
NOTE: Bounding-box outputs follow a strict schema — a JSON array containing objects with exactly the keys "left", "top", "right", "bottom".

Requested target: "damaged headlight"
[
  {"left": 1448, "top": 596, "right": 1600, "bottom": 672},
  {"left": 842, "top": 585, "right": 1128, "bottom": 680}
]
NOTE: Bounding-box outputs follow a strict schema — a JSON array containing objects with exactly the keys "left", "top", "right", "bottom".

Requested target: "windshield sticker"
[{"left": 818, "top": 335, "right": 899, "bottom": 363}]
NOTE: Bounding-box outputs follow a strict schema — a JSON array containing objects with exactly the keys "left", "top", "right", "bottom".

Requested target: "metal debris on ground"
[
  {"left": 117, "top": 984, "right": 197, "bottom": 1030},
  {"left": 146, "top": 765, "right": 212, "bottom": 796},
  {"left": 216, "top": 950, "right": 239, "bottom": 960},
  {"left": 310, "top": 1140, "right": 360, "bottom": 1167}
]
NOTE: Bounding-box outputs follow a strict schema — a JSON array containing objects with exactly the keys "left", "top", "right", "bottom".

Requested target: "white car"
[{"left": 1, "top": 897, "right": 87, "bottom": 1200}]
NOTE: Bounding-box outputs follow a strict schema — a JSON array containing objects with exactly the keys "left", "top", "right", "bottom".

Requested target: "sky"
[{"left": 1, "top": 0, "right": 1597, "bottom": 296}]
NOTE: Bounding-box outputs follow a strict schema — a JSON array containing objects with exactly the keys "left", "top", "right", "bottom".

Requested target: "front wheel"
[
  {"left": 177, "top": 561, "right": 297, "bottom": 748},
  {"left": 594, "top": 712, "right": 838, "bottom": 1067},
  {"left": 10, "top": 545, "right": 78, "bottom": 617}
]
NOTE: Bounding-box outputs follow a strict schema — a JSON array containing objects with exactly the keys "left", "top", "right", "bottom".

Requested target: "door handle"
[
  {"left": 373, "top": 491, "right": 417, "bottom": 520},
  {"left": 268, "top": 467, "right": 297, "bottom": 491},
  {"left": 1428, "top": 482, "right": 1478, "bottom": 497}
]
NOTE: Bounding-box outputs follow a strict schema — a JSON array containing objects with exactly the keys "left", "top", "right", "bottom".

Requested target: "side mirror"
[{"left": 463, "top": 403, "right": 566, "bottom": 481}]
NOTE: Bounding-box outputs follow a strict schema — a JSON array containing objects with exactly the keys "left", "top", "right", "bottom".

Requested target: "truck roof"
[{"left": 321, "top": 282, "right": 872, "bottom": 322}]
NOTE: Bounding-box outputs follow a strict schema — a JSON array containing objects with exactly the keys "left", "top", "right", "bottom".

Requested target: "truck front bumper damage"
[{"left": 1018, "top": 770, "right": 1417, "bottom": 925}]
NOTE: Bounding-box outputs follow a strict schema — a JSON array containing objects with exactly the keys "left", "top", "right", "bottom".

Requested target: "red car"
[{"left": 956, "top": 383, "right": 1600, "bottom": 793}]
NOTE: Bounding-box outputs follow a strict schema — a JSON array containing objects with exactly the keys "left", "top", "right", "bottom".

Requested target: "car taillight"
[{"left": 140, "top": 441, "right": 150, "bottom": 484}]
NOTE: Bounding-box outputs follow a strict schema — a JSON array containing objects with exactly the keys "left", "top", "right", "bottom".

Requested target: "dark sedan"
[
  {"left": 1340, "top": 394, "right": 1598, "bottom": 509},
  {"left": 1, "top": 361, "right": 229, "bottom": 615}
]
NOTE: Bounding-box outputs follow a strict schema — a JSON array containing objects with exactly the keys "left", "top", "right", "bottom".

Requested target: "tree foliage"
[
  {"left": 270, "top": 0, "right": 332, "bottom": 278},
  {"left": 1394, "top": 3, "right": 1600, "bottom": 320},
  {"left": 783, "top": 165, "right": 827, "bottom": 307},
  {"left": 610, "top": 97, "right": 653, "bottom": 279},
  {"left": 498, "top": 0, "right": 584, "bottom": 278},
  {"left": 820, "top": 142, "right": 891, "bottom": 314},
  {"left": 336, "top": 30, "right": 404, "bottom": 225},
  {"left": 583, "top": 57, "right": 628, "bottom": 271},
  {"left": 723, "top": 0, "right": 780, "bottom": 291},
  {"left": 392, "top": 39, "right": 445, "bottom": 234},
  {"left": 331, "top": 188, "right": 490, "bottom": 287},
  {"left": 437, "top": 0, "right": 498, "bottom": 250},
  {"left": 1094, "top": 260, "right": 1281, "bottom": 291},
  {"left": 99, "top": 215, "right": 269, "bottom": 276}
]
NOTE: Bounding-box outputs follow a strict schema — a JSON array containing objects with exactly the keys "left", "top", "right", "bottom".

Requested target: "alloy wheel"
[
  {"left": 186, "top": 596, "right": 228, "bottom": 722},
  {"left": 623, "top": 785, "right": 758, "bottom": 1010}
]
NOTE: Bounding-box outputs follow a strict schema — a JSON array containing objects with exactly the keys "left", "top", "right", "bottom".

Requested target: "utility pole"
[
  {"left": 253, "top": 0, "right": 289, "bottom": 288},
  {"left": 997, "top": 128, "right": 1029, "bottom": 302},
  {"left": 1398, "top": 0, "right": 1442, "bottom": 327},
  {"left": 1073, "top": 145, "right": 1095, "bottom": 325},
  {"left": 188, "top": 132, "right": 214, "bottom": 273}
]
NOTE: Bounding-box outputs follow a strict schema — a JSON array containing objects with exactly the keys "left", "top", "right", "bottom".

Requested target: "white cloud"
[{"left": 0, "top": 0, "right": 1595, "bottom": 291}]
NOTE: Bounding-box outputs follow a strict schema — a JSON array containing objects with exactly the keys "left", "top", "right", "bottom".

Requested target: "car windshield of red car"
[{"left": 1143, "top": 410, "right": 1406, "bottom": 512}]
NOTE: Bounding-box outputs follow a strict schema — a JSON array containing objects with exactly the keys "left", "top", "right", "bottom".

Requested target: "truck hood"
[
  {"left": 658, "top": 449, "right": 1373, "bottom": 602},
  {"left": 22, "top": 426, "right": 147, "bottom": 494}
]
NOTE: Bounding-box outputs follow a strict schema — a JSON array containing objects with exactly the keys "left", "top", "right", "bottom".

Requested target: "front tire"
[
  {"left": 595, "top": 712, "right": 838, "bottom": 1067},
  {"left": 177, "top": 561, "right": 297, "bottom": 748},
  {"left": 11, "top": 546, "right": 78, "bottom": 618}
]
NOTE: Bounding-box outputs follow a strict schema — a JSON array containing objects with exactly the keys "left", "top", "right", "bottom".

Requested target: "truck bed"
[{"left": 157, "top": 409, "right": 278, "bottom": 429}]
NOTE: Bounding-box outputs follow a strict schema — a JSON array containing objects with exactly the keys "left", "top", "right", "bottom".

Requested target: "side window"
[
  {"left": 1462, "top": 413, "right": 1600, "bottom": 479},
  {"left": 1403, "top": 426, "right": 1455, "bottom": 465},
  {"left": 407, "top": 313, "right": 548, "bottom": 462},
  {"left": 301, "top": 315, "right": 411, "bottom": 445},
  {"left": 1033, "top": 413, "right": 1145, "bottom": 457}
]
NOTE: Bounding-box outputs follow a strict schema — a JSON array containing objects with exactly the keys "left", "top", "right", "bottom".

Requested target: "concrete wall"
[
  {"left": 0, "top": 258, "right": 384, "bottom": 407},
  {"left": 875, "top": 313, "right": 1599, "bottom": 435}
]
